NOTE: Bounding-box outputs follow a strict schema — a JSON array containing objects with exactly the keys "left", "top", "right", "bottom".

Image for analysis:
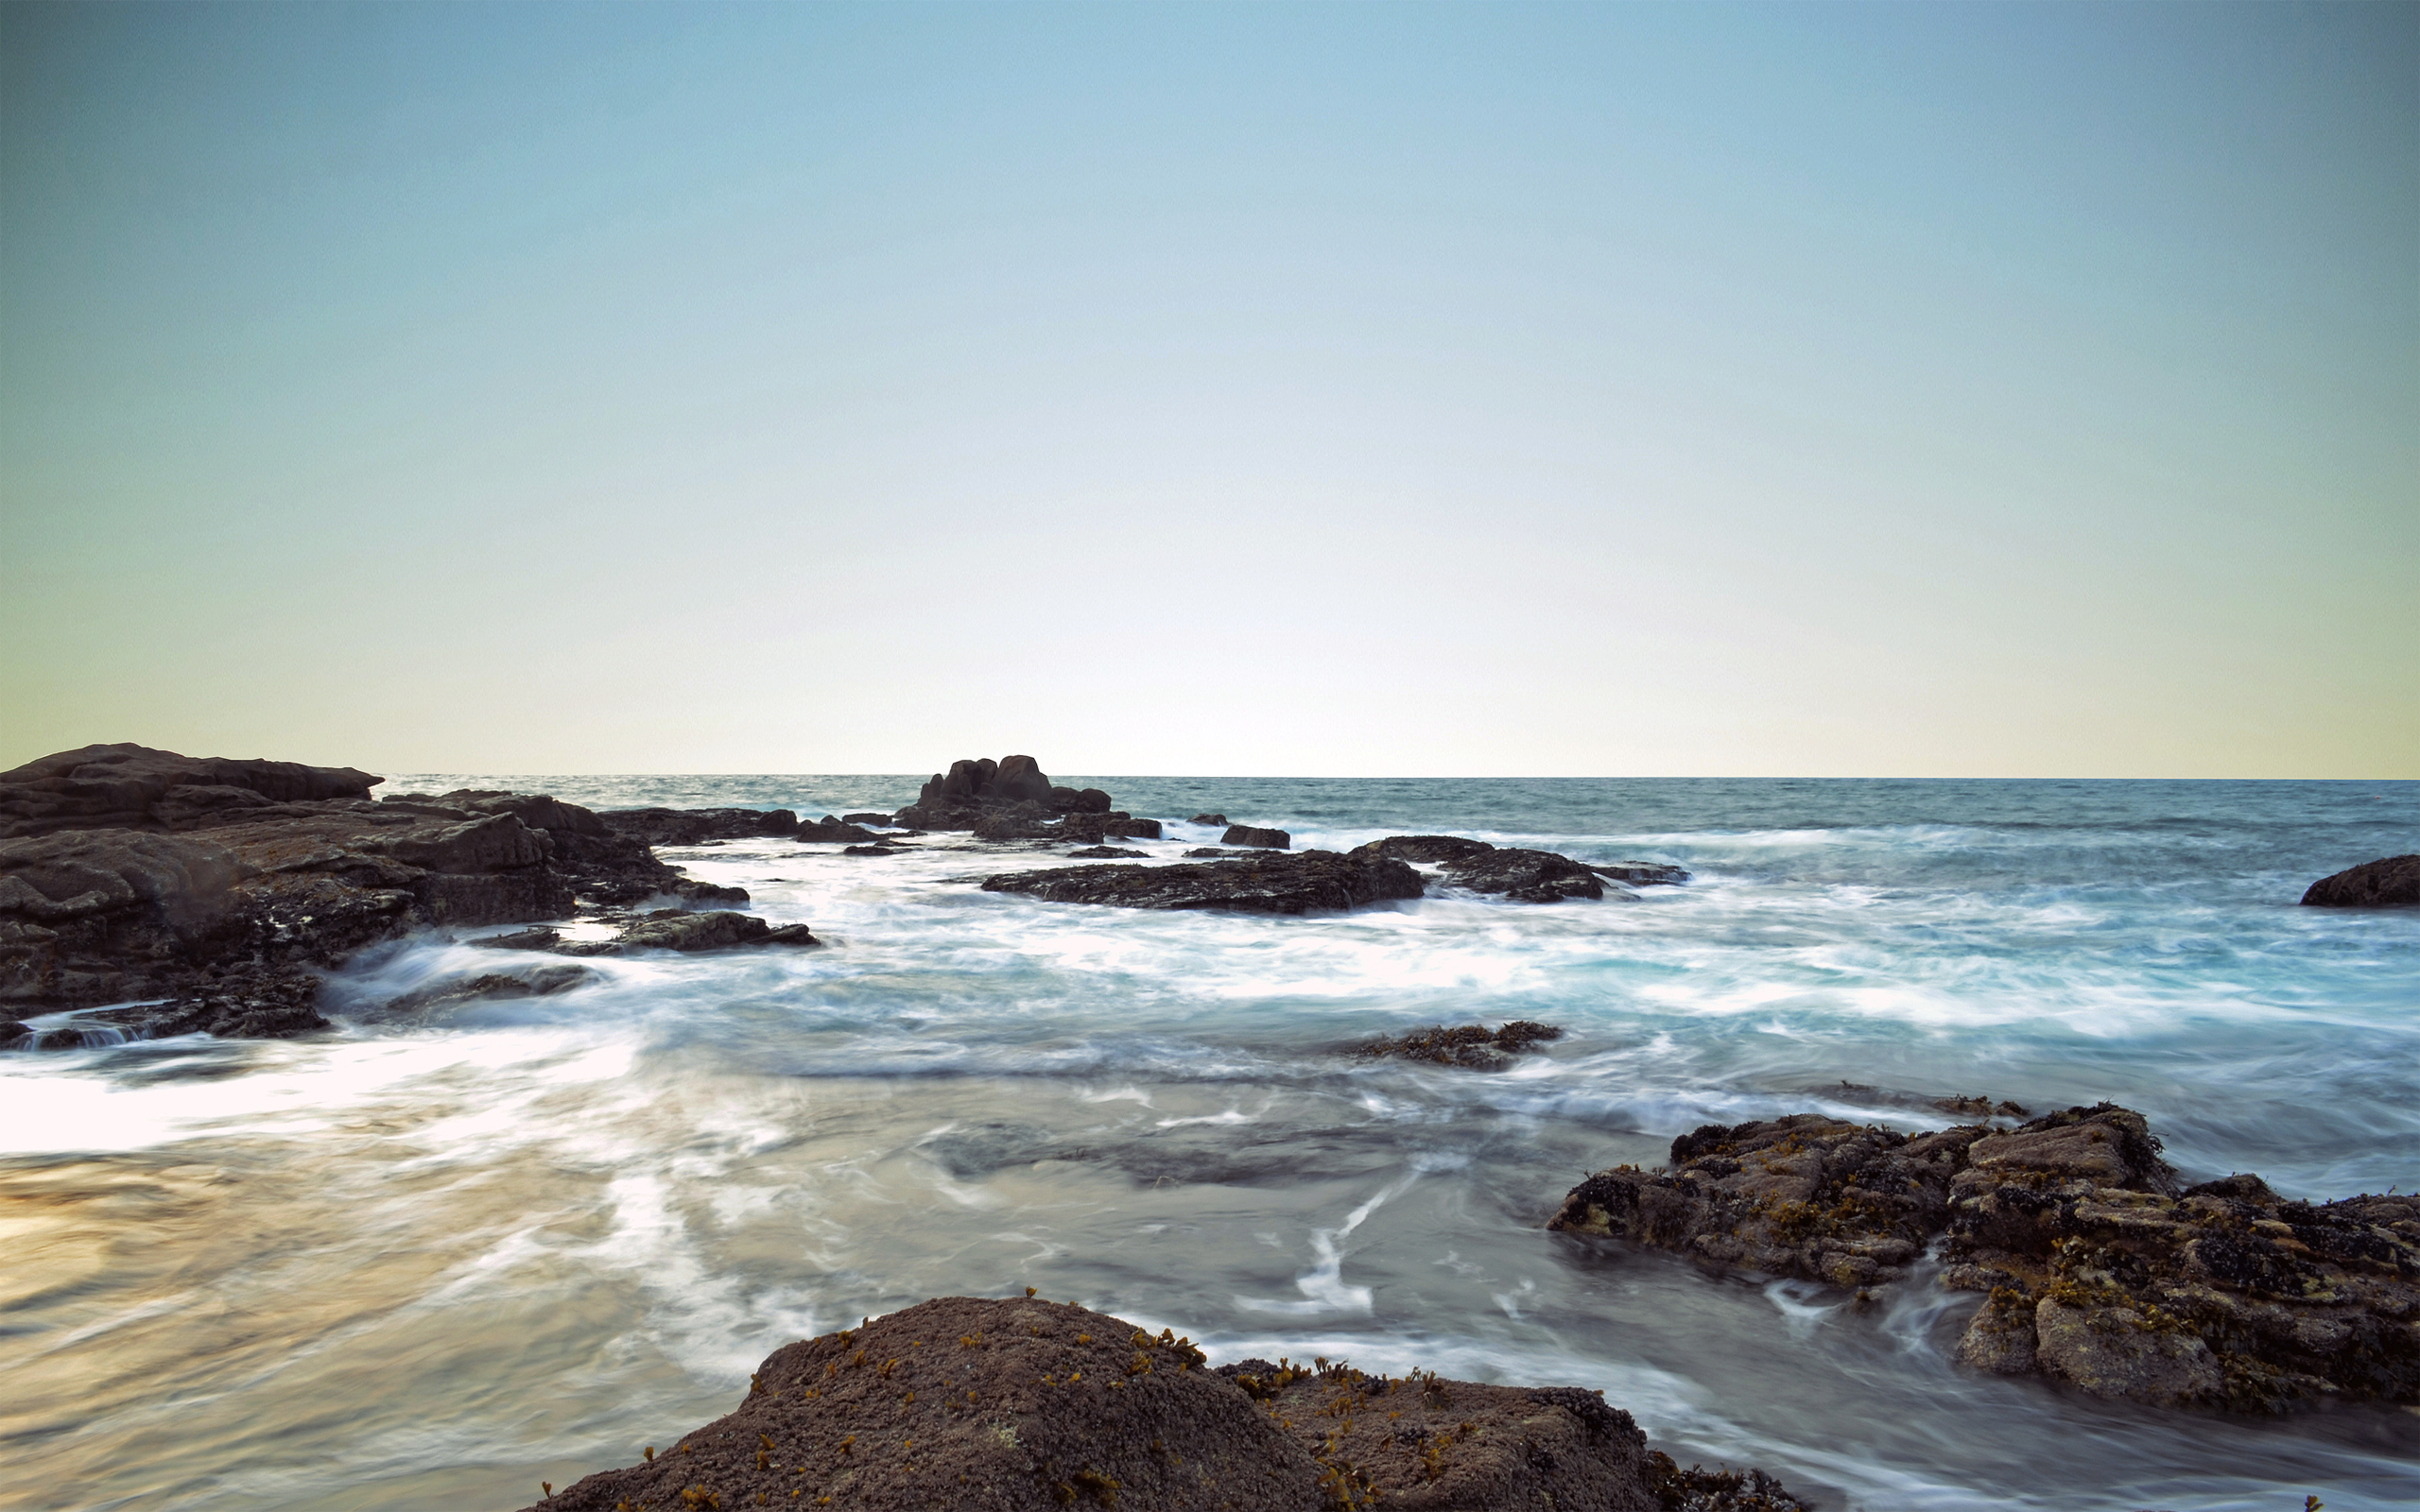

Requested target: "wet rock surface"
[
  {"left": 514, "top": 1296, "right": 1798, "bottom": 1512},
  {"left": 1553, "top": 1103, "right": 2420, "bottom": 1412},
  {"left": 1356, "top": 1020, "right": 1565, "bottom": 1069},
  {"left": 380, "top": 964, "right": 596, "bottom": 1016},
  {"left": 0, "top": 746, "right": 812, "bottom": 1041},
  {"left": 983, "top": 850, "right": 1426, "bottom": 915},
  {"left": 1220, "top": 824, "right": 1290, "bottom": 850},
  {"left": 2301, "top": 853, "right": 2420, "bottom": 907},
  {"left": 1550, "top": 1113, "right": 1977, "bottom": 1290},
  {"left": 1356, "top": 836, "right": 1685, "bottom": 904}
]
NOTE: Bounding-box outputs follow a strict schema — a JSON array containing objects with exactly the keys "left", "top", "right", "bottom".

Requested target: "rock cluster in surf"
[
  {"left": 510, "top": 1295, "right": 1805, "bottom": 1512},
  {"left": 1550, "top": 1103, "right": 2419, "bottom": 1412},
  {"left": 980, "top": 835, "right": 1688, "bottom": 915},
  {"left": 0, "top": 744, "right": 820, "bottom": 1046}
]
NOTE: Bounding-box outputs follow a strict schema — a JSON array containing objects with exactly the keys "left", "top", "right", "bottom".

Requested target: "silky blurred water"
[{"left": 2, "top": 778, "right": 2414, "bottom": 1510}]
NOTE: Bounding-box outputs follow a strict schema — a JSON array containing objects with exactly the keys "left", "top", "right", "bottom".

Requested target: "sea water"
[{"left": 2, "top": 778, "right": 2413, "bottom": 1510}]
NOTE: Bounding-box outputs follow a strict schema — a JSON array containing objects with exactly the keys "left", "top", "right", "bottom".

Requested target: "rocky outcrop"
[
  {"left": 895, "top": 756, "right": 1115, "bottom": 831},
  {"left": 0, "top": 746, "right": 771, "bottom": 1040},
  {"left": 1550, "top": 1114, "right": 1977, "bottom": 1290},
  {"left": 1356, "top": 1021, "right": 1564, "bottom": 1069},
  {"left": 512, "top": 1296, "right": 1802, "bottom": 1512},
  {"left": 1552, "top": 1104, "right": 2420, "bottom": 1413},
  {"left": 983, "top": 850, "right": 1425, "bottom": 915},
  {"left": 1356, "top": 836, "right": 1685, "bottom": 904},
  {"left": 1220, "top": 824, "right": 1290, "bottom": 850},
  {"left": 2301, "top": 854, "right": 2420, "bottom": 907},
  {"left": 0, "top": 743, "right": 380, "bottom": 838}
]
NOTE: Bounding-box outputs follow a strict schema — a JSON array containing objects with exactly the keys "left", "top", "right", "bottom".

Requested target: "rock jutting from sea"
[
  {"left": 2301, "top": 853, "right": 2420, "bottom": 908},
  {"left": 510, "top": 1295, "right": 1806, "bottom": 1512},
  {"left": 0, "top": 744, "right": 828, "bottom": 1046},
  {"left": 1548, "top": 1103, "right": 2418, "bottom": 1413}
]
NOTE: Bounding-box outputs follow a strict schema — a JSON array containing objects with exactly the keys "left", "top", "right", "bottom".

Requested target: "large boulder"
[
  {"left": 982, "top": 850, "right": 1424, "bottom": 915},
  {"left": 511, "top": 1296, "right": 1792, "bottom": 1512},
  {"left": 2302, "top": 854, "right": 2420, "bottom": 908},
  {"left": 1552, "top": 1103, "right": 2420, "bottom": 1413},
  {"left": 0, "top": 742, "right": 380, "bottom": 838}
]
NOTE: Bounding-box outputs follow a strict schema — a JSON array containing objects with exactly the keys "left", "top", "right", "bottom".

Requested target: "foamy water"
[{"left": 3, "top": 778, "right": 2414, "bottom": 1509}]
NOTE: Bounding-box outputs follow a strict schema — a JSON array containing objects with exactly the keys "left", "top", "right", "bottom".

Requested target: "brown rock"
[
  {"left": 2031, "top": 1297, "right": 2222, "bottom": 1406},
  {"left": 511, "top": 1297, "right": 1745, "bottom": 1512}
]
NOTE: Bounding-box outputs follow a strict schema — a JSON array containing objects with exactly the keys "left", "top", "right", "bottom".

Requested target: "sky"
[{"left": 3, "top": 2, "right": 2413, "bottom": 779}]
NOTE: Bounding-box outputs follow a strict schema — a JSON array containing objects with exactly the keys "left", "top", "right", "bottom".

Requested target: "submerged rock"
[
  {"left": 1357, "top": 1021, "right": 1565, "bottom": 1070},
  {"left": 1066, "top": 845, "right": 1150, "bottom": 859},
  {"left": 381, "top": 964, "right": 595, "bottom": 1016},
  {"left": 1553, "top": 1102, "right": 2420, "bottom": 1413},
  {"left": 2301, "top": 854, "right": 2420, "bottom": 908},
  {"left": 512, "top": 1296, "right": 1798, "bottom": 1512},
  {"left": 982, "top": 850, "right": 1425, "bottom": 915},
  {"left": 1191, "top": 813, "right": 1229, "bottom": 826}
]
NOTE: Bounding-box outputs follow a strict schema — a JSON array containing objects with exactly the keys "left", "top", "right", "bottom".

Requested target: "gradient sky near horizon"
[{"left": 4, "top": 2, "right": 2413, "bottom": 778}]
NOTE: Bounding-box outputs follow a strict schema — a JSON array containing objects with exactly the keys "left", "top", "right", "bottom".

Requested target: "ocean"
[{"left": 3, "top": 776, "right": 2414, "bottom": 1509}]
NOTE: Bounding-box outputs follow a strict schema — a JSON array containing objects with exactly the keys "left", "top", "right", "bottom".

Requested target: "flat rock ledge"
[
  {"left": 984, "top": 850, "right": 1426, "bottom": 915},
  {"left": 981, "top": 838, "right": 1688, "bottom": 915},
  {"left": 1548, "top": 1104, "right": 2419, "bottom": 1413},
  {"left": 2301, "top": 853, "right": 2420, "bottom": 908},
  {"left": 513, "top": 1296, "right": 1804, "bottom": 1512},
  {"left": 0, "top": 744, "right": 815, "bottom": 1043}
]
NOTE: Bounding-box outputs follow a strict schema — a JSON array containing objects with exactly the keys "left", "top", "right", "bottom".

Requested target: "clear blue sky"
[{"left": 4, "top": 2, "right": 2412, "bottom": 777}]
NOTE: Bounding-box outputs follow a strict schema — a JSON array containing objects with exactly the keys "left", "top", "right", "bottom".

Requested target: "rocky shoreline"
[
  {"left": 8, "top": 741, "right": 2413, "bottom": 1469},
  {"left": 1, "top": 747, "right": 1695, "bottom": 1045}
]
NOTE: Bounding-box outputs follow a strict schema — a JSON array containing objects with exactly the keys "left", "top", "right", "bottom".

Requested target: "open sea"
[{"left": 3, "top": 776, "right": 2415, "bottom": 1510}]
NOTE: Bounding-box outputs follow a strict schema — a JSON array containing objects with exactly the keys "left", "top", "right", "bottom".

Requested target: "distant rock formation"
[
  {"left": 510, "top": 1295, "right": 1806, "bottom": 1512},
  {"left": 1550, "top": 1103, "right": 2420, "bottom": 1413},
  {"left": 2301, "top": 854, "right": 2420, "bottom": 908},
  {"left": 894, "top": 755, "right": 1144, "bottom": 841}
]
